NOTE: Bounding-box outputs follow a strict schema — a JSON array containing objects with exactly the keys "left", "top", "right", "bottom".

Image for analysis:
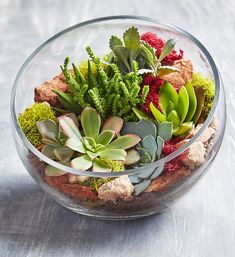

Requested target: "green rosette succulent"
[
  {"left": 150, "top": 81, "right": 205, "bottom": 136},
  {"left": 121, "top": 119, "right": 173, "bottom": 195},
  {"left": 58, "top": 107, "right": 140, "bottom": 181}
]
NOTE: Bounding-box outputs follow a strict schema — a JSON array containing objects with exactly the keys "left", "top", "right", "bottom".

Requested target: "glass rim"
[{"left": 10, "top": 15, "right": 220, "bottom": 178}]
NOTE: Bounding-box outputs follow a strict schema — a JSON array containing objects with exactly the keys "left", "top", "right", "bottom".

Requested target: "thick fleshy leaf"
[
  {"left": 98, "top": 149, "right": 127, "bottom": 161},
  {"left": 185, "top": 81, "right": 197, "bottom": 121},
  {"left": 139, "top": 168, "right": 155, "bottom": 179},
  {"left": 97, "top": 130, "right": 115, "bottom": 145},
  {"left": 167, "top": 110, "right": 180, "bottom": 127},
  {"left": 123, "top": 26, "right": 140, "bottom": 51},
  {"left": 92, "top": 159, "right": 112, "bottom": 172},
  {"left": 109, "top": 35, "right": 123, "bottom": 51},
  {"left": 134, "top": 179, "right": 151, "bottom": 195},
  {"left": 193, "top": 87, "right": 205, "bottom": 124},
  {"left": 83, "top": 137, "right": 96, "bottom": 151},
  {"left": 65, "top": 138, "right": 85, "bottom": 153},
  {"left": 173, "top": 122, "right": 194, "bottom": 136},
  {"left": 150, "top": 164, "right": 164, "bottom": 179},
  {"left": 121, "top": 119, "right": 157, "bottom": 139},
  {"left": 150, "top": 102, "right": 166, "bottom": 123},
  {"left": 176, "top": 86, "right": 189, "bottom": 123},
  {"left": 106, "top": 135, "right": 140, "bottom": 150},
  {"left": 37, "top": 119, "right": 58, "bottom": 142},
  {"left": 166, "top": 101, "right": 175, "bottom": 116},
  {"left": 140, "top": 44, "right": 154, "bottom": 67},
  {"left": 86, "top": 151, "right": 99, "bottom": 160},
  {"left": 159, "top": 82, "right": 178, "bottom": 114},
  {"left": 142, "top": 135, "right": 158, "bottom": 161},
  {"left": 132, "top": 107, "right": 151, "bottom": 120},
  {"left": 129, "top": 174, "right": 142, "bottom": 184},
  {"left": 54, "top": 146, "right": 74, "bottom": 163},
  {"left": 124, "top": 149, "right": 140, "bottom": 165},
  {"left": 157, "top": 65, "right": 179, "bottom": 77},
  {"left": 156, "top": 136, "right": 164, "bottom": 159},
  {"left": 64, "top": 113, "right": 79, "bottom": 127},
  {"left": 101, "top": 116, "right": 123, "bottom": 135},
  {"left": 45, "top": 165, "right": 68, "bottom": 177},
  {"left": 58, "top": 116, "right": 83, "bottom": 141},
  {"left": 42, "top": 145, "right": 56, "bottom": 160},
  {"left": 158, "top": 38, "right": 176, "bottom": 62},
  {"left": 158, "top": 122, "right": 173, "bottom": 141},
  {"left": 137, "top": 147, "right": 152, "bottom": 164},
  {"left": 81, "top": 107, "right": 101, "bottom": 139},
  {"left": 71, "top": 155, "right": 92, "bottom": 171}
]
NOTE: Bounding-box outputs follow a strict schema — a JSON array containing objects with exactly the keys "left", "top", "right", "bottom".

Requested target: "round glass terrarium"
[{"left": 10, "top": 16, "right": 226, "bottom": 220}]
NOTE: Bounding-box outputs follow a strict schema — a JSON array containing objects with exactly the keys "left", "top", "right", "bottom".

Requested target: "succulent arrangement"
[{"left": 18, "top": 26, "right": 216, "bottom": 202}]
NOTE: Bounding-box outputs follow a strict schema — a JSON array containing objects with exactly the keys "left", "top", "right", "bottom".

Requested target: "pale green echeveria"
[
  {"left": 58, "top": 107, "right": 141, "bottom": 177},
  {"left": 121, "top": 119, "right": 172, "bottom": 195},
  {"left": 150, "top": 81, "right": 205, "bottom": 136}
]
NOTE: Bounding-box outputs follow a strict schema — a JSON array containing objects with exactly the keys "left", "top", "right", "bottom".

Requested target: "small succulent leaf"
[
  {"left": 140, "top": 44, "right": 154, "bottom": 67},
  {"left": 86, "top": 151, "right": 99, "bottom": 160},
  {"left": 134, "top": 179, "right": 151, "bottom": 195},
  {"left": 184, "top": 81, "right": 197, "bottom": 121},
  {"left": 156, "top": 136, "right": 164, "bottom": 160},
  {"left": 158, "top": 38, "right": 176, "bottom": 62},
  {"left": 52, "top": 89, "right": 82, "bottom": 114},
  {"left": 150, "top": 164, "right": 164, "bottom": 179},
  {"left": 129, "top": 174, "right": 142, "bottom": 184},
  {"left": 64, "top": 112, "right": 79, "bottom": 127},
  {"left": 87, "top": 60, "right": 97, "bottom": 88},
  {"left": 109, "top": 35, "right": 123, "bottom": 51},
  {"left": 72, "top": 63, "right": 86, "bottom": 84},
  {"left": 113, "top": 46, "right": 131, "bottom": 72},
  {"left": 98, "top": 149, "right": 127, "bottom": 161},
  {"left": 42, "top": 138, "right": 59, "bottom": 147},
  {"left": 58, "top": 116, "right": 83, "bottom": 141},
  {"left": 65, "top": 138, "right": 85, "bottom": 153},
  {"left": 106, "top": 134, "right": 140, "bottom": 150},
  {"left": 137, "top": 147, "right": 152, "bottom": 164},
  {"left": 176, "top": 86, "right": 189, "bottom": 123},
  {"left": 81, "top": 107, "right": 101, "bottom": 139},
  {"left": 42, "top": 145, "right": 56, "bottom": 160},
  {"left": 157, "top": 65, "right": 179, "bottom": 77},
  {"left": 142, "top": 135, "right": 158, "bottom": 161},
  {"left": 159, "top": 81, "right": 178, "bottom": 114},
  {"left": 167, "top": 110, "right": 181, "bottom": 127},
  {"left": 173, "top": 122, "right": 194, "bottom": 136},
  {"left": 141, "top": 42, "right": 156, "bottom": 59},
  {"left": 101, "top": 116, "right": 123, "bottom": 135},
  {"left": 150, "top": 102, "right": 167, "bottom": 123},
  {"left": 132, "top": 107, "right": 151, "bottom": 120},
  {"left": 71, "top": 155, "right": 92, "bottom": 171},
  {"left": 139, "top": 168, "right": 155, "bottom": 179},
  {"left": 95, "top": 144, "right": 105, "bottom": 151},
  {"left": 166, "top": 101, "right": 175, "bottom": 116},
  {"left": 124, "top": 149, "right": 141, "bottom": 165},
  {"left": 92, "top": 159, "right": 112, "bottom": 172},
  {"left": 121, "top": 119, "right": 157, "bottom": 139},
  {"left": 37, "top": 119, "right": 58, "bottom": 142},
  {"left": 97, "top": 130, "right": 116, "bottom": 145},
  {"left": 123, "top": 26, "right": 140, "bottom": 51},
  {"left": 193, "top": 87, "right": 205, "bottom": 124},
  {"left": 45, "top": 165, "right": 68, "bottom": 177},
  {"left": 158, "top": 122, "right": 173, "bottom": 141},
  {"left": 54, "top": 146, "right": 74, "bottom": 163},
  {"left": 83, "top": 137, "right": 96, "bottom": 149}
]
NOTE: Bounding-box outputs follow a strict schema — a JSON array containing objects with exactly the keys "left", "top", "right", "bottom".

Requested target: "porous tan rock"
[
  {"left": 181, "top": 141, "right": 206, "bottom": 167},
  {"left": 145, "top": 168, "right": 191, "bottom": 193},
  {"left": 160, "top": 59, "right": 193, "bottom": 89},
  {"left": 98, "top": 175, "right": 134, "bottom": 202},
  {"left": 34, "top": 75, "right": 68, "bottom": 107}
]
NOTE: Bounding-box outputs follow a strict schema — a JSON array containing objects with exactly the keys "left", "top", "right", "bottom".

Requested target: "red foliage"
[
  {"left": 141, "top": 74, "right": 164, "bottom": 113},
  {"left": 140, "top": 32, "right": 183, "bottom": 65}
]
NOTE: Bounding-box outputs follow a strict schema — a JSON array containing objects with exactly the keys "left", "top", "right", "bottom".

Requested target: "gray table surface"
[{"left": 0, "top": 0, "right": 234, "bottom": 256}]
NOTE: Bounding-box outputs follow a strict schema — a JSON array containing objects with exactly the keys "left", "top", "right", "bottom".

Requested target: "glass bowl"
[{"left": 10, "top": 15, "right": 226, "bottom": 220}]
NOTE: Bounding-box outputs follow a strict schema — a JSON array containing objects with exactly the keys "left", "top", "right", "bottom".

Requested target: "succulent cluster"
[{"left": 150, "top": 81, "right": 204, "bottom": 136}]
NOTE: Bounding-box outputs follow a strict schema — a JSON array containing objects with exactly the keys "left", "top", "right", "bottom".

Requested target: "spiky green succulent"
[
  {"left": 58, "top": 107, "right": 140, "bottom": 178},
  {"left": 18, "top": 102, "right": 57, "bottom": 147},
  {"left": 109, "top": 26, "right": 179, "bottom": 76},
  {"left": 150, "top": 81, "right": 205, "bottom": 136},
  {"left": 121, "top": 119, "right": 172, "bottom": 195},
  {"left": 53, "top": 47, "right": 149, "bottom": 121}
]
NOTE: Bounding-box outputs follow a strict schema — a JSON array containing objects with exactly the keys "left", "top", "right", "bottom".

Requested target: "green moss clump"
[
  {"left": 191, "top": 73, "right": 215, "bottom": 115},
  {"left": 81, "top": 178, "right": 112, "bottom": 192},
  {"left": 79, "top": 60, "right": 97, "bottom": 79},
  {"left": 101, "top": 159, "right": 125, "bottom": 172},
  {"left": 18, "top": 102, "right": 57, "bottom": 147}
]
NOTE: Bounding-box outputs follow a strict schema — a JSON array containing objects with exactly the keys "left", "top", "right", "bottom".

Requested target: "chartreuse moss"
[
  {"left": 191, "top": 73, "right": 215, "bottom": 115},
  {"left": 18, "top": 102, "right": 57, "bottom": 147}
]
